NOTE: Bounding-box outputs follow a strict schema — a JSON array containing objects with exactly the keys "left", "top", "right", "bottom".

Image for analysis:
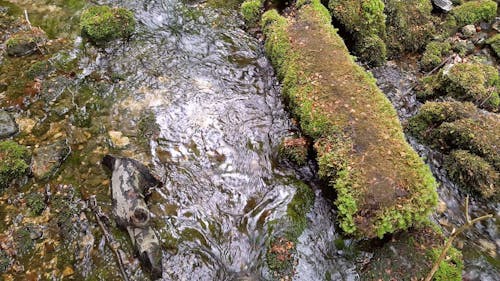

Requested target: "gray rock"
[
  {"left": 102, "top": 155, "right": 162, "bottom": 278},
  {"left": 492, "top": 17, "right": 500, "bottom": 32},
  {"left": 433, "top": 0, "right": 453, "bottom": 12},
  {"left": 0, "top": 110, "right": 18, "bottom": 139},
  {"left": 461, "top": 25, "right": 477, "bottom": 38},
  {"left": 6, "top": 28, "right": 47, "bottom": 57},
  {"left": 31, "top": 139, "right": 70, "bottom": 179}
]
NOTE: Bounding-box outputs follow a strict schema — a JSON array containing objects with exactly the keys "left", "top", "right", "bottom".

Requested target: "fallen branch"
[
  {"left": 424, "top": 195, "right": 493, "bottom": 281},
  {"left": 424, "top": 54, "right": 455, "bottom": 77},
  {"left": 24, "top": 10, "right": 32, "bottom": 29},
  {"left": 88, "top": 196, "right": 130, "bottom": 281}
]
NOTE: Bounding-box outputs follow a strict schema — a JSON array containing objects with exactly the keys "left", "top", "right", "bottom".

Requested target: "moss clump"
[
  {"left": 420, "top": 41, "right": 451, "bottom": 71},
  {"left": 26, "top": 60, "right": 53, "bottom": 79},
  {"left": 5, "top": 27, "right": 47, "bottom": 57},
  {"left": 0, "top": 141, "right": 30, "bottom": 190},
  {"left": 26, "top": 192, "right": 46, "bottom": 216},
  {"left": 443, "top": 63, "right": 499, "bottom": 112},
  {"left": 486, "top": 34, "right": 500, "bottom": 58},
  {"left": 263, "top": 0, "right": 437, "bottom": 238},
  {"left": 278, "top": 137, "right": 309, "bottom": 166},
  {"left": 451, "top": 0, "right": 497, "bottom": 27},
  {"left": 0, "top": 250, "right": 10, "bottom": 273},
  {"left": 417, "top": 63, "right": 500, "bottom": 112},
  {"left": 80, "top": 5, "right": 135, "bottom": 43},
  {"left": 407, "top": 101, "right": 477, "bottom": 138},
  {"left": 445, "top": 150, "right": 499, "bottom": 198},
  {"left": 384, "top": 0, "right": 436, "bottom": 56},
  {"left": 240, "top": 0, "right": 263, "bottom": 24},
  {"left": 328, "top": 0, "right": 387, "bottom": 66},
  {"left": 15, "top": 226, "right": 35, "bottom": 256}
]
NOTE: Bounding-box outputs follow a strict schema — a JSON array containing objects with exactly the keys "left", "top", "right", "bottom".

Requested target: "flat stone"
[
  {"left": 0, "top": 110, "right": 18, "bottom": 139},
  {"left": 433, "top": 0, "right": 453, "bottom": 12},
  {"left": 31, "top": 139, "right": 70, "bottom": 179}
]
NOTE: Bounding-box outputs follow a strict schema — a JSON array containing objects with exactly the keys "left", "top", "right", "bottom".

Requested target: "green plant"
[
  {"left": 240, "top": 0, "right": 263, "bottom": 23},
  {"left": 26, "top": 192, "right": 46, "bottom": 216},
  {"left": 0, "top": 141, "right": 30, "bottom": 190},
  {"left": 452, "top": 0, "right": 497, "bottom": 27},
  {"left": 420, "top": 41, "right": 451, "bottom": 71}
]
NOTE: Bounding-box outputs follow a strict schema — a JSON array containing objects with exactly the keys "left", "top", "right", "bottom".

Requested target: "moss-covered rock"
[
  {"left": 263, "top": 0, "right": 437, "bottom": 238},
  {"left": 417, "top": 63, "right": 500, "bottom": 112},
  {"left": 0, "top": 140, "right": 30, "bottom": 190},
  {"left": 429, "top": 245, "right": 463, "bottom": 281},
  {"left": 384, "top": 0, "right": 437, "bottom": 56},
  {"left": 278, "top": 136, "right": 309, "bottom": 165},
  {"left": 420, "top": 41, "right": 452, "bottom": 71},
  {"left": 486, "top": 34, "right": 500, "bottom": 58},
  {"left": 80, "top": 5, "right": 135, "bottom": 43},
  {"left": 328, "top": 0, "right": 387, "bottom": 66},
  {"left": 240, "top": 0, "right": 263, "bottom": 24},
  {"left": 451, "top": 0, "right": 497, "bottom": 27},
  {"left": 5, "top": 27, "right": 47, "bottom": 57},
  {"left": 445, "top": 150, "right": 499, "bottom": 198},
  {"left": 444, "top": 63, "right": 499, "bottom": 112}
]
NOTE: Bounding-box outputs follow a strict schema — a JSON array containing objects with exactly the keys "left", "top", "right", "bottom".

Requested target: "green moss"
[
  {"left": 486, "top": 34, "right": 500, "bottom": 58},
  {"left": 416, "top": 74, "right": 444, "bottom": 100},
  {"left": 443, "top": 63, "right": 499, "bottom": 112},
  {"left": 445, "top": 150, "right": 499, "bottom": 199},
  {"left": 5, "top": 28, "right": 47, "bottom": 57},
  {"left": 15, "top": 226, "right": 35, "bottom": 256},
  {"left": 384, "top": 0, "right": 436, "bottom": 56},
  {"left": 80, "top": 5, "right": 135, "bottom": 43},
  {"left": 452, "top": 0, "right": 497, "bottom": 27},
  {"left": 429, "top": 246, "right": 463, "bottom": 281},
  {"left": 240, "top": 0, "right": 263, "bottom": 24},
  {"left": 278, "top": 137, "right": 309, "bottom": 166},
  {"left": 263, "top": 0, "right": 437, "bottom": 238},
  {"left": 328, "top": 0, "right": 387, "bottom": 66},
  {"left": 420, "top": 41, "right": 451, "bottom": 71},
  {"left": 407, "top": 101, "right": 477, "bottom": 139},
  {"left": 0, "top": 141, "right": 30, "bottom": 190},
  {"left": 26, "top": 192, "right": 46, "bottom": 216}
]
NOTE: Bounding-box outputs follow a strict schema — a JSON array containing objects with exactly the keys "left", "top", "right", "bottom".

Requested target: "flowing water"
[
  {"left": 1, "top": 0, "right": 498, "bottom": 280},
  {"left": 1, "top": 0, "right": 358, "bottom": 280}
]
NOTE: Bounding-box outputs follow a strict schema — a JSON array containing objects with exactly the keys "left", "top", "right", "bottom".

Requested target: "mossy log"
[{"left": 262, "top": 0, "right": 437, "bottom": 238}]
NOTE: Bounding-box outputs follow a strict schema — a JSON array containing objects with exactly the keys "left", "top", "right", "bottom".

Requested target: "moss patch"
[
  {"left": 420, "top": 41, "right": 452, "bottom": 71},
  {"left": 445, "top": 150, "right": 499, "bottom": 199},
  {"left": 5, "top": 27, "right": 47, "bottom": 57},
  {"left": 328, "top": 0, "right": 387, "bottom": 66},
  {"left": 262, "top": 0, "right": 437, "bottom": 238},
  {"left": 240, "top": 0, "right": 263, "bottom": 24},
  {"left": 486, "top": 34, "right": 500, "bottom": 58},
  {"left": 384, "top": 0, "right": 437, "bottom": 56},
  {"left": 0, "top": 141, "right": 30, "bottom": 190},
  {"left": 451, "top": 0, "right": 497, "bottom": 27},
  {"left": 361, "top": 226, "right": 463, "bottom": 281},
  {"left": 80, "top": 5, "right": 135, "bottom": 43}
]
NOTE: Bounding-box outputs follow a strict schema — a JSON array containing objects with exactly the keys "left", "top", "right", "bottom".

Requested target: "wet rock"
[
  {"left": 0, "top": 110, "right": 18, "bottom": 139},
  {"left": 31, "top": 139, "right": 70, "bottom": 179},
  {"left": 461, "top": 24, "right": 477, "bottom": 38},
  {"left": 5, "top": 28, "right": 47, "bottom": 57},
  {"left": 102, "top": 155, "right": 162, "bottom": 277},
  {"left": 433, "top": 0, "right": 453, "bottom": 12}
]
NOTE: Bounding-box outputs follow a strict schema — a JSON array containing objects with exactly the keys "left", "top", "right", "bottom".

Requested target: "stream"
[{"left": 0, "top": 0, "right": 498, "bottom": 280}]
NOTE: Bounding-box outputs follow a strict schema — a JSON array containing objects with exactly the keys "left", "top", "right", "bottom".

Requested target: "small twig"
[
  {"left": 24, "top": 10, "right": 32, "bottom": 29},
  {"left": 424, "top": 195, "right": 493, "bottom": 281},
  {"left": 479, "top": 90, "right": 495, "bottom": 108},
  {"left": 88, "top": 196, "right": 130, "bottom": 281}
]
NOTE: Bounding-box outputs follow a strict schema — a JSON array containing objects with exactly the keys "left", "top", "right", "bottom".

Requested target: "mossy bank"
[{"left": 262, "top": 0, "right": 437, "bottom": 238}]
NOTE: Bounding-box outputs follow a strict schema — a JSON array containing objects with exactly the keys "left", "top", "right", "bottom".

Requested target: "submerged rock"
[
  {"left": 0, "top": 110, "right": 18, "bottom": 139},
  {"left": 433, "top": 0, "right": 453, "bottom": 12},
  {"left": 31, "top": 139, "right": 70, "bottom": 179},
  {"left": 5, "top": 27, "right": 46, "bottom": 57},
  {"left": 102, "top": 155, "right": 162, "bottom": 278}
]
